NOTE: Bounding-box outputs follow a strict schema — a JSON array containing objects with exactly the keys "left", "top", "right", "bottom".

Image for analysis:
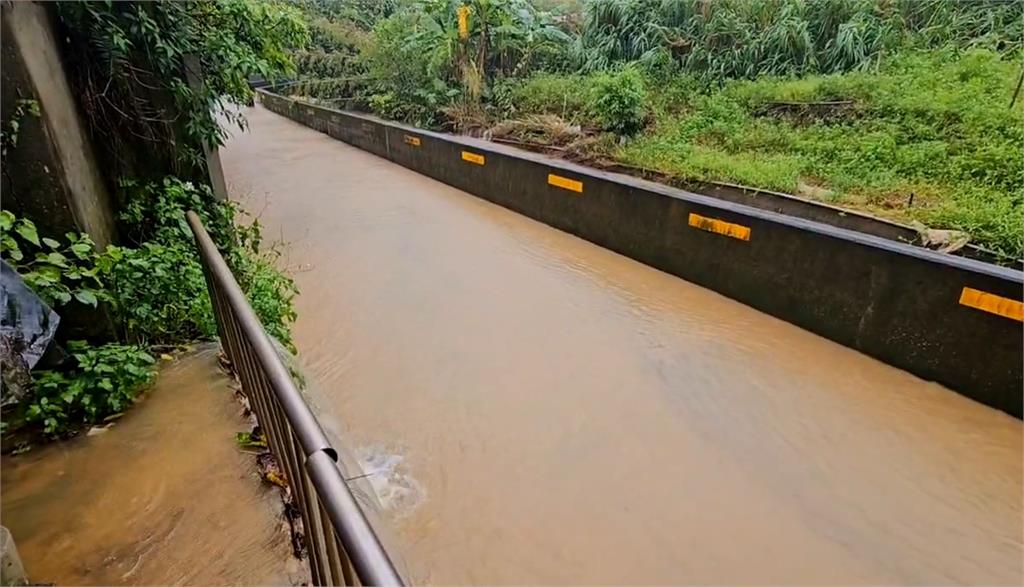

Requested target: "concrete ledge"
[{"left": 258, "top": 89, "right": 1024, "bottom": 418}]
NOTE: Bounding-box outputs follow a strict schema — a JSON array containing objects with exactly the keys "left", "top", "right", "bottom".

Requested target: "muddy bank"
[{"left": 0, "top": 345, "right": 303, "bottom": 586}]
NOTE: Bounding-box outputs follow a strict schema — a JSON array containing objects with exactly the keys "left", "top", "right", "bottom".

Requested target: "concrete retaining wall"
[
  {"left": 258, "top": 90, "right": 1024, "bottom": 418},
  {"left": 1, "top": 1, "right": 116, "bottom": 248}
]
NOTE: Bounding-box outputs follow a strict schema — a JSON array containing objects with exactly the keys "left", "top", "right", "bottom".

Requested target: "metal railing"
[{"left": 187, "top": 211, "right": 404, "bottom": 587}]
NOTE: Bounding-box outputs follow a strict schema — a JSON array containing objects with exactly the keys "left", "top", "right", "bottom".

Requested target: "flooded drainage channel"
[{"left": 220, "top": 105, "right": 1022, "bottom": 585}]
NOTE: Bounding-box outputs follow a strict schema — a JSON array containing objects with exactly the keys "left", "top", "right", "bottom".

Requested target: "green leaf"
[
  {"left": 70, "top": 242, "right": 92, "bottom": 258},
  {"left": 236, "top": 431, "right": 268, "bottom": 449},
  {"left": 15, "top": 221, "right": 39, "bottom": 246},
  {"left": 42, "top": 237, "right": 61, "bottom": 249},
  {"left": 45, "top": 252, "right": 68, "bottom": 267},
  {"left": 74, "top": 290, "right": 99, "bottom": 307},
  {"left": 0, "top": 211, "right": 14, "bottom": 231},
  {"left": 34, "top": 265, "right": 62, "bottom": 281}
]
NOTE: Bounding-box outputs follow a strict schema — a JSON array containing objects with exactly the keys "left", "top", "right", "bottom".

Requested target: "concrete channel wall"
[{"left": 258, "top": 90, "right": 1024, "bottom": 418}]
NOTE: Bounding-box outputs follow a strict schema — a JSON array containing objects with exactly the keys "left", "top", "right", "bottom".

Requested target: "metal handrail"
[{"left": 187, "top": 211, "right": 404, "bottom": 587}]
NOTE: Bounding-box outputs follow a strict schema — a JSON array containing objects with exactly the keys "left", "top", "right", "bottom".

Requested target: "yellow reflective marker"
[
  {"left": 688, "top": 212, "right": 751, "bottom": 241},
  {"left": 959, "top": 287, "right": 1023, "bottom": 322},
  {"left": 404, "top": 135, "right": 421, "bottom": 147},
  {"left": 548, "top": 174, "right": 583, "bottom": 193},
  {"left": 461, "top": 151, "right": 485, "bottom": 165}
]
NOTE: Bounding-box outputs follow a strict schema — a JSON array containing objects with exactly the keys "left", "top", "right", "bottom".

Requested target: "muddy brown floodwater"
[
  {"left": 223, "top": 105, "right": 1022, "bottom": 585},
  {"left": 1, "top": 345, "right": 302, "bottom": 586}
]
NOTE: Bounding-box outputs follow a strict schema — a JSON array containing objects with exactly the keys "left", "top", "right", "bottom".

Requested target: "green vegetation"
[
  {"left": 502, "top": 47, "right": 1023, "bottom": 257},
  {"left": 569, "top": 0, "right": 1022, "bottom": 77},
  {"left": 0, "top": 212, "right": 105, "bottom": 309},
  {"left": 622, "top": 49, "right": 1023, "bottom": 258},
  {"left": 286, "top": 0, "right": 1023, "bottom": 260},
  {"left": 113, "top": 178, "right": 297, "bottom": 348},
  {"left": 2, "top": 1, "right": 306, "bottom": 440},
  {"left": 27, "top": 343, "right": 155, "bottom": 437},
  {"left": 3, "top": 179, "right": 297, "bottom": 438},
  {"left": 0, "top": 99, "right": 40, "bottom": 159},
  {"left": 588, "top": 66, "right": 647, "bottom": 134},
  {"left": 58, "top": 0, "right": 308, "bottom": 170},
  {"left": 288, "top": 0, "right": 571, "bottom": 122}
]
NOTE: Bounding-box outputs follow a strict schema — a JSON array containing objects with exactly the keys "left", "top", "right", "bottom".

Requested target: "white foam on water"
[{"left": 355, "top": 445, "right": 426, "bottom": 517}]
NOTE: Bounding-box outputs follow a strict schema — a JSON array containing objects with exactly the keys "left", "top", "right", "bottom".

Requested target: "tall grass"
[{"left": 572, "top": 0, "right": 1023, "bottom": 79}]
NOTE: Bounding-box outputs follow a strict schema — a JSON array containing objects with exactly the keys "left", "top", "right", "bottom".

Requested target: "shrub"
[
  {"left": 96, "top": 242, "right": 214, "bottom": 345},
  {"left": 120, "top": 178, "right": 236, "bottom": 248},
  {"left": 233, "top": 245, "right": 298, "bottom": 350},
  {"left": 499, "top": 69, "right": 652, "bottom": 135},
  {"left": 0, "top": 212, "right": 105, "bottom": 309},
  {"left": 114, "top": 177, "right": 298, "bottom": 348},
  {"left": 588, "top": 66, "right": 647, "bottom": 135},
  {"left": 510, "top": 74, "right": 592, "bottom": 121},
  {"left": 4, "top": 177, "right": 298, "bottom": 351},
  {"left": 362, "top": 11, "right": 458, "bottom": 126},
  {"left": 26, "top": 342, "right": 155, "bottom": 437}
]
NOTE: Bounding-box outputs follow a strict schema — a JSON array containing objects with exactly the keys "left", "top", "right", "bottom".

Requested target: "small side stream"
[{"left": 1, "top": 344, "right": 303, "bottom": 586}]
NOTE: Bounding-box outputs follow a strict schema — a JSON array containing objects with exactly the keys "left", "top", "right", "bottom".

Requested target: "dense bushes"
[
  {"left": 59, "top": 1, "right": 308, "bottom": 172},
  {"left": 98, "top": 243, "right": 215, "bottom": 345},
  {"left": 26, "top": 343, "right": 155, "bottom": 436},
  {"left": 362, "top": 10, "right": 459, "bottom": 126},
  {"left": 287, "top": 15, "right": 371, "bottom": 104},
  {"left": 588, "top": 67, "right": 647, "bottom": 134},
  {"left": 3, "top": 177, "right": 299, "bottom": 439},
  {"left": 292, "top": 0, "right": 1022, "bottom": 124},
  {"left": 114, "top": 178, "right": 298, "bottom": 349},
  {"left": 291, "top": 0, "right": 571, "bottom": 125}
]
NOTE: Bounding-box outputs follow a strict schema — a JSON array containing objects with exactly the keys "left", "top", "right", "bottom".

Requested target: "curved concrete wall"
[{"left": 258, "top": 90, "right": 1024, "bottom": 418}]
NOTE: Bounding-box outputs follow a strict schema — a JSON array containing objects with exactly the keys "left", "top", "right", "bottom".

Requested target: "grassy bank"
[{"left": 484, "top": 47, "right": 1023, "bottom": 258}]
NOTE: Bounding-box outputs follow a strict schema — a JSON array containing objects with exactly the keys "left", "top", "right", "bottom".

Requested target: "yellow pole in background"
[{"left": 457, "top": 5, "right": 470, "bottom": 41}]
